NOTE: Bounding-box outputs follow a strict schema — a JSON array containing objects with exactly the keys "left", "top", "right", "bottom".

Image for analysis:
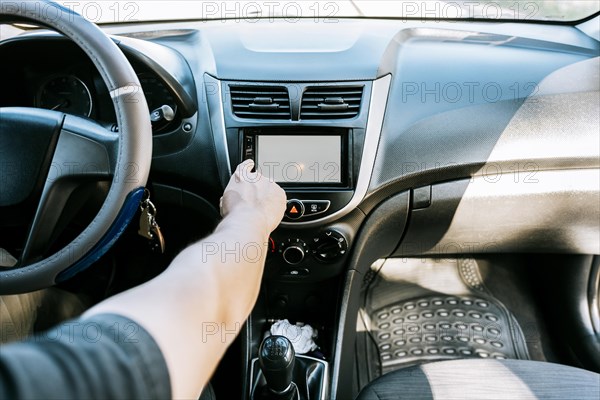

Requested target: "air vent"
[
  {"left": 230, "top": 85, "right": 291, "bottom": 120},
  {"left": 300, "top": 86, "right": 364, "bottom": 120}
]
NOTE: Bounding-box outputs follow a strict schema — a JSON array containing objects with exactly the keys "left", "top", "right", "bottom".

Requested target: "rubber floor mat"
[{"left": 359, "top": 258, "right": 530, "bottom": 378}]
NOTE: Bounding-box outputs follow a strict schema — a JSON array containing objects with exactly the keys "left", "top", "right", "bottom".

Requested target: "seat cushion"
[{"left": 356, "top": 359, "right": 600, "bottom": 400}]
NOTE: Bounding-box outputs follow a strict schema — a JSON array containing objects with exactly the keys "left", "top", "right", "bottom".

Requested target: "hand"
[{"left": 220, "top": 160, "right": 287, "bottom": 234}]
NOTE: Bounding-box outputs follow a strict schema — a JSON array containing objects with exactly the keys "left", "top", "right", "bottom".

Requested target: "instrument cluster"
[{"left": 0, "top": 39, "right": 183, "bottom": 135}]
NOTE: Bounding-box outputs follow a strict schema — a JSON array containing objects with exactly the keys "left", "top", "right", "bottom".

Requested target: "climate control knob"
[
  {"left": 282, "top": 239, "right": 308, "bottom": 265},
  {"left": 312, "top": 230, "right": 348, "bottom": 262}
]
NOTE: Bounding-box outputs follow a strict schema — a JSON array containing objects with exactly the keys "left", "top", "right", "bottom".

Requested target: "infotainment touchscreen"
[{"left": 256, "top": 135, "right": 342, "bottom": 184}]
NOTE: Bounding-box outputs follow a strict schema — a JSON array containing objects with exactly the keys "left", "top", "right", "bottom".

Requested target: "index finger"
[{"left": 234, "top": 159, "right": 259, "bottom": 182}]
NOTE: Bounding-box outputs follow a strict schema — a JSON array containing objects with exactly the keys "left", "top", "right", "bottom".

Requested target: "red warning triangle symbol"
[{"left": 290, "top": 206, "right": 299, "bottom": 214}]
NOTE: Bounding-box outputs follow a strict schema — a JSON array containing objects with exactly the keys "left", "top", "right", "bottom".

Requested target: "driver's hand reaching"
[
  {"left": 220, "top": 160, "right": 286, "bottom": 236},
  {"left": 84, "top": 160, "right": 287, "bottom": 400}
]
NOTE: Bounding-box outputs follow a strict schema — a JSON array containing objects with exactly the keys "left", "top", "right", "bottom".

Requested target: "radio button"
[{"left": 305, "top": 200, "right": 331, "bottom": 216}]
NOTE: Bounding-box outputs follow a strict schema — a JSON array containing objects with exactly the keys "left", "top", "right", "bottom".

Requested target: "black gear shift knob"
[{"left": 258, "top": 335, "right": 296, "bottom": 394}]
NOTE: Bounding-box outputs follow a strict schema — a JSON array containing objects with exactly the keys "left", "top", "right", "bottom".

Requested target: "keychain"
[{"left": 138, "top": 189, "right": 165, "bottom": 253}]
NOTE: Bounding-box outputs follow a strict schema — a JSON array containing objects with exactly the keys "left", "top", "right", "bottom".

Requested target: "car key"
[{"left": 138, "top": 190, "right": 166, "bottom": 254}]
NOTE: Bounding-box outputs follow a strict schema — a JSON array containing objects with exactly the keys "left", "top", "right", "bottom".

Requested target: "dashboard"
[{"left": 1, "top": 18, "right": 599, "bottom": 281}]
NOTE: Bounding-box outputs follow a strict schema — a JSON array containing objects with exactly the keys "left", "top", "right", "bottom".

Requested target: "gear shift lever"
[{"left": 258, "top": 335, "right": 297, "bottom": 398}]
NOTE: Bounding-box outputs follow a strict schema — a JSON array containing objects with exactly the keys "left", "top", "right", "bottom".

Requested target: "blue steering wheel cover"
[{"left": 56, "top": 187, "right": 145, "bottom": 282}]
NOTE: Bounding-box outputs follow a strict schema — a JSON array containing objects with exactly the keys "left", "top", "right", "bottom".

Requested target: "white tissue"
[{"left": 270, "top": 319, "right": 318, "bottom": 354}]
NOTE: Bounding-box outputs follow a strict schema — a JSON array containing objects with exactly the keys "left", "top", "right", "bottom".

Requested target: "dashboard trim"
[{"left": 204, "top": 73, "right": 234, "bottom": 188}]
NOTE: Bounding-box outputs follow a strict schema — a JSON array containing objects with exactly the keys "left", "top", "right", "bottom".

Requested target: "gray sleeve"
[{"left": 0, "top": 314, "right": 171, "bottom": 400}]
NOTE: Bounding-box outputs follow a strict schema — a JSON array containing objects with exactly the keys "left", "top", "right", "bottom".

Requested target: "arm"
[{"left": 84, "top": 160, "right": 286, "bottom": 399}]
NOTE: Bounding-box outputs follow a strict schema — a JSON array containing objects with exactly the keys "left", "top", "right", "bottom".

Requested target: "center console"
[
  {"left": 242, "top": 126, "right": 358, "bottom": 283},
  {"left": 203, "top": 77, "right": 382, "bottom": 281},
  {"left": 204, "top": 75, "right": 391, "bottom": 399}
]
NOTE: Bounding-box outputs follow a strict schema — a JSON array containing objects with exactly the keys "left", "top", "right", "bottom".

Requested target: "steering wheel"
[{"left": 0, "top": 1, "right": 152, "bottom": 294}]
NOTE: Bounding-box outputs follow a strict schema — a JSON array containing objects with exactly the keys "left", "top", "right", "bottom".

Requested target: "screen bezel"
[{"left": 242, "top": 128, "right": 351, "bottom": 189}]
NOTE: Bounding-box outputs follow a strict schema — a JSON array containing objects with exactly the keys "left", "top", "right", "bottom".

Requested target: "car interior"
[{"left": 0, "top": 1, "right": 599, "bottom": 399}]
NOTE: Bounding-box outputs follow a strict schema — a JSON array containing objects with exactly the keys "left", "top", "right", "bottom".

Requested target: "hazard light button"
[{"left": 285, "top": 199, "right": 305, "bottom": 220}]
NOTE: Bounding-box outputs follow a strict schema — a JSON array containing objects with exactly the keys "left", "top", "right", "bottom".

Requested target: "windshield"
[{"left": 54, "top": 1, "right": 599, "bottom": 24}]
